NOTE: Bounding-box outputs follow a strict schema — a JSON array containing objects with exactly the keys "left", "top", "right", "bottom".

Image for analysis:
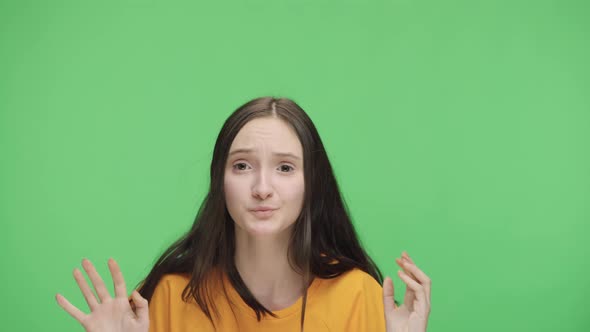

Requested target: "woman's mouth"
[{"left": 250, "top": 209, "right": 276, "bottom": 219}]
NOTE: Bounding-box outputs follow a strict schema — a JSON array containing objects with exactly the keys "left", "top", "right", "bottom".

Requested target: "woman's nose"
[{"left": 252, "top": 172, "right": 273, "bottom": 199}]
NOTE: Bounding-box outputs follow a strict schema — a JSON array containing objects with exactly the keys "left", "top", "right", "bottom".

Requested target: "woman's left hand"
[{"left": 382, "top": 251, "right": 431, "bottom": 332}]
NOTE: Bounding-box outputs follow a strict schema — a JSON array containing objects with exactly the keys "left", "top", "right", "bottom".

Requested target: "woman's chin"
[
  {"left": 243, "top": 221, "right": 282, "bottom": 237},
  {"left": 238, "top": 214, "right": 296, "bottom": 237}
]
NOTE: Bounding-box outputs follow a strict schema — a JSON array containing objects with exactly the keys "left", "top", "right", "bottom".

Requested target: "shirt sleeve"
[
  {"left": 334, "top": 272, "right": 387, "bottom": 331},
  {"left": 148, "top": 277, "right": 172, "bottom": 332},
  {"left": 362, "top": 276, "right": 387, "bottom": 332}
]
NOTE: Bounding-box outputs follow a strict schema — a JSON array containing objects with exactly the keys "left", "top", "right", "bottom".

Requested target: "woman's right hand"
[{"left": 56, "top": 258, "right": 150, "bottom": 332}]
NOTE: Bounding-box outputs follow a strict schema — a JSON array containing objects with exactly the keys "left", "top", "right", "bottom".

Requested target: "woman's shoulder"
[
  {"left": 159, "top": 272, "right": 191, "bottom": 284},
  {"left": 320, "top": 267, "right": 381, "bottom": 284},
  {"left": 311, "top": 268, "right": 385, "bottom": 330},
  {"left": 154, "top": 272, "right": 191, "bottom": 289},
  {"left": 150, "top": 272, "right": 193, "bottom": 300},
  {"left": 315, "top": 267, "right": 382, "bottom": 298},
  {"left": 154, "top": 270, "right": 225, "bottom": 296}
]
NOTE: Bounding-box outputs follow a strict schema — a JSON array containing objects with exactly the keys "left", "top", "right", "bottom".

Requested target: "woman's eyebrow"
[{"left": 228, "top": 148, "right": 301, "bottom": 160}]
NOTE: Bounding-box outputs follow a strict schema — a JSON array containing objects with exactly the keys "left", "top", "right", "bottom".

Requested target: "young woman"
[{"left": 56, "top": 97, "right": 432, "bottom": 332}]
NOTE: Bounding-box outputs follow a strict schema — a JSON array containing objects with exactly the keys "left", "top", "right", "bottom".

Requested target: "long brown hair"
[{"left": 134, "top": 96, "right": 396, "bottom": 330}]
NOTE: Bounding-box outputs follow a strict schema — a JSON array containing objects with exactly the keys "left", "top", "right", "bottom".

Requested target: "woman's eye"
[
  {"left": 279, "top": 165, "right": 294, "bottom": 172},
  {"left": 233, "top": 163, "right": 250, "bottom": 171}
]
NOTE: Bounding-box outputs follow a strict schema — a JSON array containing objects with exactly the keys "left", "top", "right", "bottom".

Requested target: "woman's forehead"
[{"left": 229, "top": 118, "right": 303, "bottom": 157}]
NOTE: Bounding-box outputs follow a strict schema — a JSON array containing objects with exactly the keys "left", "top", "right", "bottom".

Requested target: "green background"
[{"left": 1, "top": 0, "right": 589, "bottom": 331}]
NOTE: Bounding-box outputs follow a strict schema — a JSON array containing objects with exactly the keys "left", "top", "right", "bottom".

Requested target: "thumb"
[
  {"left": 131, "top": 290, "right": 150, "bottom": 324},
  {"left": 383, "top": 276, "right": 397, "bottom": 313}
]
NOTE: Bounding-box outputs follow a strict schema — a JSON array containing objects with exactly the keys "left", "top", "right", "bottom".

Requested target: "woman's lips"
[{"left": 250, "top": 209, "right": 276, "bottom": 219}]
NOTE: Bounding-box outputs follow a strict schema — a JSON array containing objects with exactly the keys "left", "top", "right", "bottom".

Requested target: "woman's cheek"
[
  {"left": 224, "top": 176, "right": 242, "bottom": 206},
  {"left": 282, "top": 176, "right": 305, "bottom": 204}
]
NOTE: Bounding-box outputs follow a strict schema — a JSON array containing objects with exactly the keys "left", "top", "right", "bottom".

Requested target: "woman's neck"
[{"left": 234, "top": 226, "right": 304, "bottom": 310}]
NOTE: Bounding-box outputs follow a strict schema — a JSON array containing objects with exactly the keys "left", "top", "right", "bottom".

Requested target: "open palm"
[
  {"left": 383, "top": 251, "right": 431, "bottom": 332},
  {"left": 55, "top": 258, "right": 149, "bottom": 332}
]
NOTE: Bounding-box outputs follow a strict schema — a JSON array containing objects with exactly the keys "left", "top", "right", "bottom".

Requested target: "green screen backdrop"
[{"left": 1, "top": 0, "right": 589, "bottom": 331}]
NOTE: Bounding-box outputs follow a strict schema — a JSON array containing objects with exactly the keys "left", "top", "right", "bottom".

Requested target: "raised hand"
[
  {"left": 383, "top": 251, "right": 431, "bottom": 332},
  {"left": 55, "top": 258, "right": 149, "bottom": 332}
]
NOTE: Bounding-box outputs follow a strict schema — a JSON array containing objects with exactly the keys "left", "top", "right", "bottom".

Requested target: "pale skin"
[
  {"left": 383, "top": 251, "right": 432, "bottom": 332},
  {"left": 56, "top": 116, "right": 432, "bottom": 331},
  {"left": 55, "top": 258, "right": 149, "bottom": 332},
  {"left": 224, "top": 117, "right": 308, "bottom": 310}
]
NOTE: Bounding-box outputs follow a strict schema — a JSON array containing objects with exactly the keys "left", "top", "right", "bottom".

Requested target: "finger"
[
  {"left": 396, "top": 257, "right": 418, "bottom": 281},
  {"left": 129, "top": 294, "right": 137, "bottom": 314},
  {"left": 395, "top": 257, "right": 417, "bottom": 309},
  {"left": 399, "top": 259, "right": 432, "bottom": 305},
  {"left": 382, "top": 276, "right": 397, "bottom": 312},
  {"left": 55, "top": 293, "right": 87, "bottom": 324},
  {"left": 108, "top": 258, "right": 128, "bottom": 299},
  {"left": 73, "top": 267, "right": 99, "bottom": 310},
  {"left": 82, "top": 258, "right": 111, "bottom": 303},
  {"left": 131, "top": 290, "right": 150, "bottom": 324},
  {"left": 402, "top": 251, "right": 414, "bottom": 264},
  {"left": 398, "top": 270, "right": 428, "bottom": 312}
]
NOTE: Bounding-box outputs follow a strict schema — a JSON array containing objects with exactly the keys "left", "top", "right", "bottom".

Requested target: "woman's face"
[{"left": 224, "top": 116, "right": 304, "bottom": 237}]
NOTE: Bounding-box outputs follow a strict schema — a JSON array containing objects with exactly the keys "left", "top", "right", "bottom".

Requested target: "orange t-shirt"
[{"left": 147, "top": 268, "right": 386, "bottom": 332}]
